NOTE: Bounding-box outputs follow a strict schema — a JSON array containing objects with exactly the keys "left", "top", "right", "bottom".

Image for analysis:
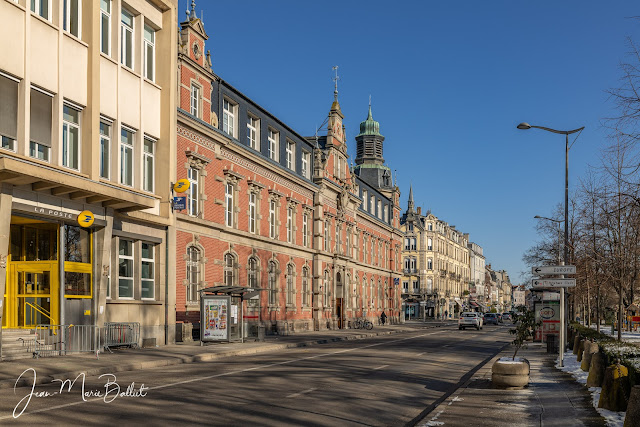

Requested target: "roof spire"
[
  {"left": 332, "top": 66, "right": 339, "bottom": 101},
  {"left": 189, "top": 0, "right": 197, "bottom": 20},
  {"left": 407, "top": 185, "right": 415, "bottom": 213}
]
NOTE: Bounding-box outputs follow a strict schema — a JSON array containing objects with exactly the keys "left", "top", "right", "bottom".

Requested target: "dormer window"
[{"left": 223, "top": 99, "right": 237, "bottom": 138}]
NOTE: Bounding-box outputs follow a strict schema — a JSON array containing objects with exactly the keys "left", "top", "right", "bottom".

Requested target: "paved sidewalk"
[
  {"left": 0, "top": 320, "right": 453, "bottom": 390},
  {"left": 417, "top": 343, "right": 606, "bottom": 427}
]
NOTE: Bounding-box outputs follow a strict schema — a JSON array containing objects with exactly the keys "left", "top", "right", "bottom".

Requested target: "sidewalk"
[
  {"left": 418, "top": 343, "right": 606, "bottom": 427},
  {"left": 0, "top": 320, "right": 453, "bottom": 390}
]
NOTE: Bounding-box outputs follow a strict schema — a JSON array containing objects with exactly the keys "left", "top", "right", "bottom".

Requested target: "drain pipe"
[{"left": 165, "top": 225, "right": 169, "bottom": 345}]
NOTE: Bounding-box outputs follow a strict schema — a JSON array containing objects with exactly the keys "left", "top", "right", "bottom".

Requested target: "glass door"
[{"left": 7, "top": 263, "right": 59, "bottom": 328}]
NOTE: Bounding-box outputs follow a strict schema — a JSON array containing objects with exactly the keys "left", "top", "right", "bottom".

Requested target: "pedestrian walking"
[{"left": 380, "top": 310, "right": 387, "bottom": 325}]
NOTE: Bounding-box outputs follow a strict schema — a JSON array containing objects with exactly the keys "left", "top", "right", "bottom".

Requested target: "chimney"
[{"left": 417, "top": 207, "right": 422, "bottom": 215}]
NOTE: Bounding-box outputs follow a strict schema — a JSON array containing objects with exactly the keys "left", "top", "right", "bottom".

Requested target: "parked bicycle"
[{"left": 351, "top": 317, "right": 374, "bottom": 330}]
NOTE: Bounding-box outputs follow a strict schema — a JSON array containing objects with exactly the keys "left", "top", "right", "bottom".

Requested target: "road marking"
[
  {"left": 416, "top": 352, "right": 425, "bottom": 357},
  {"left": 2, "top": 329, "right": 448, "bottom": 420},
  {"left": 286, "top": 388, "right": 316, "bottom": 398},
  {"left": 373, "top": 365, "right": 389, "bottom": 370}
]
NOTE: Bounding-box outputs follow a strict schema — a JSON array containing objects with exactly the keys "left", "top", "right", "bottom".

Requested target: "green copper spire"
[{"left": 357, "top": 105, "right": 382, "bottom": 137}]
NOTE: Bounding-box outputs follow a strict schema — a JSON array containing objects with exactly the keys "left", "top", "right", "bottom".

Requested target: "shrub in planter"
[{"left": 599, "top": 362, "right": 630, "bottom": 412}]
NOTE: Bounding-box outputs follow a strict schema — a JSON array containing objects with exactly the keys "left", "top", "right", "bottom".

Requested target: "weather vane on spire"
[
  {"left": 189, "top": 0, "right": 196, "bottom": 20},
  {"left": 332, "top": 66, "right": 340, "bottom": 101},
  {"left": 369, "top": 94, "right": 371, "bottom": 107}
]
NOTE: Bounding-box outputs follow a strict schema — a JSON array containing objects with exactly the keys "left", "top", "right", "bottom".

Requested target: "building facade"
[
  {"left": 0, "top": 0, "right": 179, "bottom": 357},
  {"left": 173, "top": 9, "right": 402, "bottom": 336},
  {"left": 468, "top": 242, "right": 486, "bottom": 311},
  {"left": 400, "top": 192, "right": 471, "bottom": 319}
]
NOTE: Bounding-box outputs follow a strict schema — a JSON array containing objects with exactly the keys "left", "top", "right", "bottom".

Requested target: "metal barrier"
[
  {"left": 104, "top": 322, "right": 140, "bottom": 352},
  {"left": 34, "top": 324, "right": 100, "bottom": 358}
]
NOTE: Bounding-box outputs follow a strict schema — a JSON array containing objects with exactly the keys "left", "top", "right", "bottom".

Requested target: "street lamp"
[{"left": 519, "top": 122, "right": 584, "bottom": 367}]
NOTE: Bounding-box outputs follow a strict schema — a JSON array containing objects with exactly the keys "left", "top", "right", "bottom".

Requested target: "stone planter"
[
  {"left": 576, "top": 339, "right": 585, "bottom": 362},
  {"left": 587, "top": 351, "right": 606, "bottom": 388},
  {"left": 491, "top": 357, "right": 530, "bottom": 389},
  {"left": 624, "top": 385, "right": 640, "bottom": 427},
  {"left": 581, "top": 341, "right": 598, "bottom": 372},
  {"left": 175, "top": 322, "right": 193, "bottom": 343},
  {"left": 599, "top": 363, "right": 630, "bottom": 412},
  {"left": 573, "top": 334, "right": 581, "bottom": 355}
]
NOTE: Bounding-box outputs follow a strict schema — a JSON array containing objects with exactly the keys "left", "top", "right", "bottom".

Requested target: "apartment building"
[{"left": 0, "top": 0, "right": 178, "bottom": 357}]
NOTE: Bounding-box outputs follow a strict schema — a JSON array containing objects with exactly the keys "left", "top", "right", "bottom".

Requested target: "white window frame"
[
  {"left": 225, "top": 183, "right": 234, "bottom": 227},
  {"left": 100, "top": 0, "right": 111, "bottom": 55},
  {"left": 269, "top": 200, "right": 276, "bottom": 239},
  {"left": 302, "top": 267, "right": 310, "bottom": 306},
  {"left": 31, "top": 0, "right": 51, "bottom": 21},
  {"left": 63, "top": 0, "right": 82, "bottom": 38},
  {"left": 249, "top": 192, "right": 256, "bottom": 234},
  {"left": 190, "top": 84, "right": 200, "bottom": 118},
  {"left": 141, "top": 242, "right": 155, "bottom": 300},
  {"left": 143, "top": 24, "right": 155, "bottom": 81},
  {"left": 286, "top": 207, "right": 293, "bottom": 243},
  {"left": 223, "top": 99, "right": 236, "bottom": 137},
  {"left": 427, "top": 258, "right": 433, "bottom": 270},
  {"left": 268, "top": 128, "right": 279, "bottom": 161},
  {"left": 268, "top": 261, "right": 278, "bottom": 306},
  {"left": 224, "top": 253, "right": 235, "bottom": 286},
  {"left": 143, "top": 136, "right": 155, "bottom": 192},
  {"left": 118, "top": 238, "right": 134, "bottom": 299},
  {"left": 286, "top": 264, "right": 295, "bottom": 306},
  {"left": 428, "top": 238, "right": 433, "bottom": 251},
  {"left": 120, "top": 8, "right": 134, "bottom": 69},
  {"left": 324, "top": 221, "right": 329, "bottom": 252},
  {"left": 119, "top": 127, "right": 134, "bottom": 187},
  {"left": 302, "top": 213, "right": 309, "bottom": 247},
  {"left": 371, "top": 196, "right": 375, "bottom": 216},
  {"left": 188, "top": 167, "right": 199, "bottom": 217},
  {"left": 301, "top": 151, "right": 310, "bottom": 179},
  {"left": 99, "top": 120, "right": 111, "bottom": 179},
  {"left": 286, "top": 140, "right": 295, "bottom": 170},
  {"left": 62, "top": 104, "right": 81, "bottom": 170},
  {"left": 186, "top": 246, "right": 200, "bottom": 303},
  {"left": 247, "top": 115, "right": 259, "bottom": 150}
]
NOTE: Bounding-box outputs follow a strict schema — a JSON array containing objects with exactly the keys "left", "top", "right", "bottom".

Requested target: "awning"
[
  {"left": 470, "top": 301, "right": 480, "bottom": 308},
  {"left": 454, "top": 300, "right": 463, "bottom": 308},
  {"left": 200, "top": 286, "right": 267, "bottom": 300}
]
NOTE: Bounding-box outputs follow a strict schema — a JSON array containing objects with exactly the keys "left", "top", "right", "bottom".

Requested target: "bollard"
[
  {"left": 624, "top": 385, "right": 640, "bottom": 427},
  {"left": 581, "top": 341, "right": 598, "bottom": 372},
  {"left": 587, "top": 351, "right": 606, "bottom": 388},
  {"left": 599, "top": 363, "right": 630, "bottom": 412},
  {"left": 576, "top": 339, "right": 585, "bottom": 362},
  {"left": 573, "top": 333, "right": 581, "bottom": 355}
]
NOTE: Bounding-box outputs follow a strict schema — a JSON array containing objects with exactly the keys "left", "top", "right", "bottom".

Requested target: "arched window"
[
  {"left": 302, "top": 266, "right": 310, "bottom": 306},
  {"left": 369, "top": 278, "right": 374, "bottom": 308},
  {"left": 186, "top": 246, "right": 201, "bottom": 303},
  {"left": 268, "top": 261, "right": 278, "bottom": 305},
  {"left": 247, "top": 257, "right": 259, "bottom": 288},
  {"left": 286, "top": 264, "right": 295, "bottom": 306},
  {"left": 323, "top": 270, "right": 330, "bottom": 307},
  {"left": 378, "top": 279, "right": 383, "bottom": 308},
  {"left": 346, "top": 274, "right": 352, "bottom": 309},
  {"left": 223, "top": 253, "right": 235, "bottom": 286}
]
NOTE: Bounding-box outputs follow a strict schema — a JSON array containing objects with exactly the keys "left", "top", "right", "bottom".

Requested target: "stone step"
[{"left": 2, "top": 353, "right": 35, "bottom": 361}]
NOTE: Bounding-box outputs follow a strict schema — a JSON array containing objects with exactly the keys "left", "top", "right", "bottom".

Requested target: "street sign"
[
  {"left": 531, "top": 278, "right": 576, "bottom": 288},
  {"left": 532, "top": 265, "right": 576, "bottom": 275},
  {"left": 173, "top": 196, "right": 187, "bottom": 210}
]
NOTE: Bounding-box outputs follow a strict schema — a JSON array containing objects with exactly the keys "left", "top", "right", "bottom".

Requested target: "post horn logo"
[
  {"left": 173, "top": 179, "right": 190, "bottom": 193},
  {"left": 78, "top": 210, "right": 95, "bottom": 227}
]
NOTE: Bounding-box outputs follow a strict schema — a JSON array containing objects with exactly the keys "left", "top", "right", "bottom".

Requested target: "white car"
[{"left": 458, "top": 312, "right": 483, "bottom": 330}]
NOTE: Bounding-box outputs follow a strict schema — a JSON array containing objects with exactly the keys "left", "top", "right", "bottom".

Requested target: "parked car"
[
  {"left": 502, "top": 313, "right": 512, "bottom": 322},
  {"left": 484, "top": 312, "right": 499, "bottom": 325},
  {"left": 458, "top": 312, "right": 483, "bottom": 330}
]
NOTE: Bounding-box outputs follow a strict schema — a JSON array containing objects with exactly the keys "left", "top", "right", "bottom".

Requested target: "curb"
[{"left": 1, "top": 324, "right": 449, "bottom": 390}]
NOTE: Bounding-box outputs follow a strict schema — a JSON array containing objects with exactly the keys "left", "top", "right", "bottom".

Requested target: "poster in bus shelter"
[{"left": 200, "top": 295, "right": 230, "bottom": 342}]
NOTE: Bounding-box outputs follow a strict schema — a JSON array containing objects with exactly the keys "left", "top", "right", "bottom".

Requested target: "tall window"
[
  {"left": 301, "top": 151, "right": 310, "bottom": 179},
  {"left": 384, "top": 205, "right": 389, "bottom": 223},
  {"left": 427, "top": 238, "right": 433, "bottom": 250},
  {"left": 324, "top": 221, "right": 329, "bottom": 252},
  {"left": 31, "top": 0, "right": 50, "bottom": 20},
  {"left": 302, "top": 213, "right": 309, "bottom": 247},
  {"left": 268, "top": 129, "right": 279, "bottom": 161},
  {"left": 286, "top": 140, "right": 295, "bottom": 170},
  {"left": 335, "top": 224, "right": 340, "bottom": 254},
  {"left": 0, "top": 75, "right": 18, "bottom": 152},
  {"left": 324, "top": 271, "right": 330, "bottom": 307},
  {"left": 141, "top": 242, "right": 154, "bottom": 299},
  {"left": 269, "top": 200, "right": 276, "bottom": 239},
  {"left": 247, "top": 115, "right": 259, "bottom": 150},
  {"left": 411, "top": 238, "right": 416, "bottom": 250},
  {"left": 190, "top": 84, "right": 200, "bottom": 118},
  {"left": 224, "top": 253, "right": 234, "bottom": 286},
  {"left": 302, "top": 267, "right": 310, "bottom": 306},
  {"left": 120, "top": 9, "right": 133, "bottom": 69},
  {"left": 248, "top": 192, "right": 256, "bottom": 234},
  {"left": 143, "top": 137, "right": 155, "bottom": 192},
  {"left": 186, "top": 247, "right": 200, "bottom": 303},
  {"left": 30, "top": 89, "right": 52, "bottom": 162},
  {"left": 404, "top": 238, "right": 410, "bottom": 250},
  {"left": 346, "top": 227, "right": 351, "bottom": 256},
  {"left": 187, "top": 167, "right": 199, "bottom": 216},
  {"left": 118, "top": 239, "right": 133, "bottom": 298},
  {"left": 63, "top": 0, "right": 81, "bottom": 38},
  {"left": 268, "top": 261, "right": 278, "bottom": 305},
  {"left": 286, "top": 207, "right": 293, "bottom": 243},
  {"left": 99, "top": 121, "right": 111, "bottom": 179},
  {"left": 225, "top": 183, "right": 234, "bottom": 227},
  {"left": 427, "top": 258, "right": 433, "bottom": 270},
  {"left": 62, "top": 105, "right": 80, "bottom": 170},
  {"left": 223, "top": 99, "right": 235, "bottom": 137},
  {"left": 370, "top": 196, "right": 375, "bottom": 216},
  {"left": 286, "top": 264, "right": 294, "bottom": 306},
  {"left": 247, "top": 257, "right": 258, "bottom": 288},
  {"left": 100, "top": 0, "right": 111, "bottom": 55},
  {"left": 120, "top": 128, "right": 134, "bottom": 186},
  {"left": 144, "top": 24, "right": 155, "bottom": 81}
]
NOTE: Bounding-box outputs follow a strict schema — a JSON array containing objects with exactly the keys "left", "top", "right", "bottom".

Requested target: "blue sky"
[{"left": 182, "top": 1, "right": 639, "bottom": 284}]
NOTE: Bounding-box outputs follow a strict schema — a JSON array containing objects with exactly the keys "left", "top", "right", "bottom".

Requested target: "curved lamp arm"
[{"left": 517, "top": 122, "right": 584, "bottom": 135}]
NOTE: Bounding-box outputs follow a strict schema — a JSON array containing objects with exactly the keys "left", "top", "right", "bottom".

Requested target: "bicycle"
[{"left": 352, "top": 317, "right": 373, "bottom": 330}]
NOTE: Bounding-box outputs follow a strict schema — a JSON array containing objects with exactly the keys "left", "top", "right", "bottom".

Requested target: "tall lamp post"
[{"left": 518, "top": 122, "right": 584, "bottom": 367}]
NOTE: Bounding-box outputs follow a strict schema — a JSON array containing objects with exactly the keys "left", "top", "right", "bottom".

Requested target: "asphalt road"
[{"left": 0, "top": 324, "right": 512, "bottom": 426}]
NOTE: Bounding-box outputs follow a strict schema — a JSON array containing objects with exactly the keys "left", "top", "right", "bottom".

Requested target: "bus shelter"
[{"left": 199, "top": 286, "right": 264, "bottom": 344}]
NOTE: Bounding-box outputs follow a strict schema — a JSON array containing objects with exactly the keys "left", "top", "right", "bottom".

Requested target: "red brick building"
[{"left": 174, "top": 11, "right": 402, "bottom": 336}]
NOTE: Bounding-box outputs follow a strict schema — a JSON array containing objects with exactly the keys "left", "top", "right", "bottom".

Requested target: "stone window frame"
[
  {"left": 369, "top": 278, "right": 375, "bottom": 309},
  {"left": 378, "top": 279, "right": 383, "bottom": 309},
  {"left": 345, "top": 226, "right": 352, "bottom": 258},
  {"left": 184, "top": 151, "right": 211, "bottom": 218},
  {"left": 323, "top": 269, "right": 332, "bottom": 310},
  {"left": 335, "top": 220, "right": 342, "bottom": 255},
  {"left": 302, "top": 206, "right": 313, "bottom": 248},
  {"left": 268, "top": 190, "right": 284, "bottom": 240},
  {"left": 247, "top": 255, "right": 261, "bottom": 289},
  {"left": 301, "top": 264, "right": 311, "bottom": 307},
  {"left": 285, "top": 262, "right": 296, "bottom": 308},
  {"left": 323, "top": 219, "right": 330, "bottom": 252},
  {"left": 267, "top": 258, "right": 281, "bottom": 309},
  {"left": 384, "top": 242, "right": 390, "bottom": 269},
  {"left": 222, "top": 169, "right": 244, "bottom": 229},
  {"left": 362, "top": 233, "right": 369, "bottom": 264},
  {"left": 286, "top": 197, "right": 299, "bottom": 245},
  {"left": 345, "top": 273, "right": 352, "bottom": 309},
  {"left": 183, "top": 239, "right": 208, "bottom": 308},
  {"left": 247, "top": 180, "right": 265, "bottom": 235},
  {"left": 222, "top": 250, "right": 239, "bottom": 287}
]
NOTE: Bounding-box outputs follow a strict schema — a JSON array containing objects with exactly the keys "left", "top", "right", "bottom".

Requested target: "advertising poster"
[
  {"left": 201, "top": 295, "right": 230, "bottom": 342},
  {"left": 535, "top": 301, "right": 560, "bottom": 342}
]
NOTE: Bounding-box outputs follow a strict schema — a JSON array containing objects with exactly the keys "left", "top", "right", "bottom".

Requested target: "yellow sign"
[
  {"left": 84, "top": 310, "right": 91, "bottom": 315},
  {"left": 77, "top": 210, "right": 95, "bottom": 227},
  {"left": 173, "top": 179, "right": 190, "bottom": 193}
]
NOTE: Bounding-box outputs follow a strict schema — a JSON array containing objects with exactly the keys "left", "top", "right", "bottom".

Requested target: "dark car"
[{"left": 484, "top": 313, "right": 499, "bottom": 325}]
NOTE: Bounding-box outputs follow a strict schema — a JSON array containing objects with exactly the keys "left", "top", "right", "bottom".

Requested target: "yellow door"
[{"left": 5, "top": 262, "right": 58, "bottom": 328}]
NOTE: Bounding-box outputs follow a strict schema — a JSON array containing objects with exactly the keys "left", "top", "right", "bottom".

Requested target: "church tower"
[{"left": 353, "top": 104, "right": 392, "bottom": 191}]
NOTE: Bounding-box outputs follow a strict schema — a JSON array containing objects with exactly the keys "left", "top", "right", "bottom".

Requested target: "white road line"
[
  {"left": 416, "top": 352, "right": 425, "bottom": 357},
  {"left": 2, "top": 329, "right": 447, "bottom": 420},
  {"left": 373, "top": 365, "right": 389, "bottom": 370},
  {"left": 286, "top": 388, "right": 316, "bottom": 398}
]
